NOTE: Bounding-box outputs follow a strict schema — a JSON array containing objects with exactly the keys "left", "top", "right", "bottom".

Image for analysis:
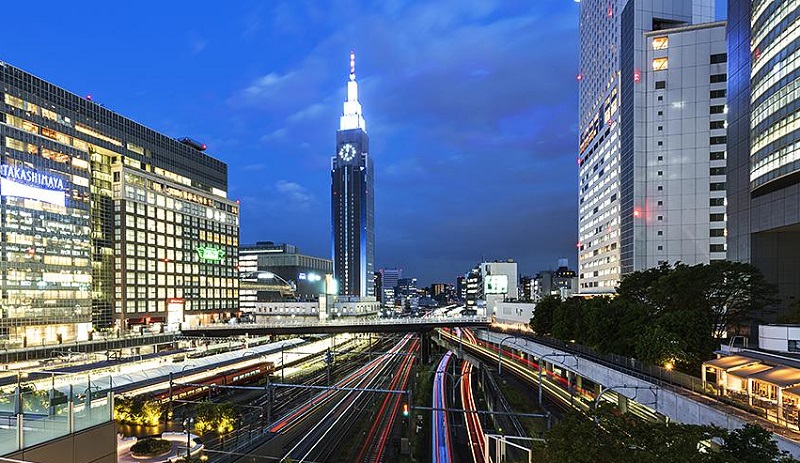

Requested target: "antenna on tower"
[{"left": 350, "top": 50, "right": 356, "bottom": 81}]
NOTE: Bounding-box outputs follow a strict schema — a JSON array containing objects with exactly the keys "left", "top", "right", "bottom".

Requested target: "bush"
[{"left": 130, "top": 438, "right": 172, "bottom": 456}]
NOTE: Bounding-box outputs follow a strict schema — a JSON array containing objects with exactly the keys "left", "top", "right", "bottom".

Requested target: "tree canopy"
[
  {"left": 535, "top": 407, "right": 797, "bottom": 463},
  {"left": 530, "top": 261, "right": 777, "bottom": 371}
]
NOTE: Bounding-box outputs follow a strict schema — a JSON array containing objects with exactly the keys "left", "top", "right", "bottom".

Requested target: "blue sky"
[{"left": 0, "top": 0, "right": 727, "bottom": 285}]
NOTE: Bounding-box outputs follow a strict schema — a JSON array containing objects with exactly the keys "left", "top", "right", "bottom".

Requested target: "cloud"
[
  {"left": 288, "top": 103, "right": 327, "bottom": 123},
  {"left": 260, "top": 128, "right": 288, "bottom": 143},
  {"left": 275, "top": 180, "right": 315, "bottom": 207}
]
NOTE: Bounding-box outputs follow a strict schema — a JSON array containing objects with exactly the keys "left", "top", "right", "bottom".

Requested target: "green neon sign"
[{"left": 196, "top": 246, "right": 225, "bottom": 262}]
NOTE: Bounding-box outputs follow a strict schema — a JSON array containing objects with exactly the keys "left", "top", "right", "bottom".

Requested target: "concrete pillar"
[
  {"left": 617, "top": 392, "right": 629, "bottom": 414},
  {"left": 747, "top": 379, "right": 754, "bottom": 406},
  {"left": 778, "top": 387, "right": 784, "bottom": 421}
]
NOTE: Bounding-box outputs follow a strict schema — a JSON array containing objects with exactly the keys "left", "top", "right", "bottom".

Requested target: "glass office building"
[{"left": 0, "top": 62, "right": 238, "bottom": 343}]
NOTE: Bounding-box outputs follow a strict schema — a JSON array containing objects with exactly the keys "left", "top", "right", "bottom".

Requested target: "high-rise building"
[
  {"left": 378, "top": 268, "right": 401, "bottom": 306},
  {"left": 0, "top": 62, "right": 239, "bottom": 343},
  {"left": 727, "top": 1, "right": 800, "bottom": 308},
  {"left": 577, "top": 0, "right": 718, "bottom": 293},
  {"left": 331, "top": 51, "right": 375, "bottom": 298}
]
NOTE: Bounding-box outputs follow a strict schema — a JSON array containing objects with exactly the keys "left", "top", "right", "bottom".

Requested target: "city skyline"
[{"left": 0, "top": 1, "right": 727, "bottom": 285}]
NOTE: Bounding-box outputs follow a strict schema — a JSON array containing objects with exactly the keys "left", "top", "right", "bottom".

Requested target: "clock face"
[{"left": 338, "top": 143, "right": 357, "bottom": 162}]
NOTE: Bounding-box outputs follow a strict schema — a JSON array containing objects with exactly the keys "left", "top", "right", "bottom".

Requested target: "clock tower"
[{"left": 331, "top": 51, "right": 375, "bottom": 298}]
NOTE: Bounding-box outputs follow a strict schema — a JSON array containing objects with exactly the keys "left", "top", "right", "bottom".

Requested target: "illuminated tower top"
[{"left": 340, "top": 50, "right": 366, "bottom": 132}]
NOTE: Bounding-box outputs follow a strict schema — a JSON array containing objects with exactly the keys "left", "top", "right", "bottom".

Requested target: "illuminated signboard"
[
  {"left": 196, "top": 246, "right": 225, "bottom": 262},
  {"left": 484, "top": 275, "right": 509, "bottom": 295},
  {"left": 0, "top": 164, "right": 66, "bottom": 206}
]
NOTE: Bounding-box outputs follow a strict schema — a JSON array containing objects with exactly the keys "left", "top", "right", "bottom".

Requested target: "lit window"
[
  {"left": 652, "top": 36, "right": 669, "bottom": 50},
  {"left": 652, "top": 57, "right": 668, "bottom": 71}
]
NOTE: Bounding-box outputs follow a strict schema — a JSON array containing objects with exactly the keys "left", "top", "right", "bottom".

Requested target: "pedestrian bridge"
[{"left": 181, "top": 316, "right": 491, "bottom": 337}]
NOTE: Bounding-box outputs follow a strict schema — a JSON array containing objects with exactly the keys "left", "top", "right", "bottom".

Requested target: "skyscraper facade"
[
  {"left": 0, "top": 62, "right": 239, "bottom": 344},
  {"left": 331, "top": 52, "right": 375, "bottom": 298},
  {"left": 727, "top": 0, "right": 800, "bottom": 306},
  {"left": 577, "top": 0, "right": 717, "bottom": 293}
]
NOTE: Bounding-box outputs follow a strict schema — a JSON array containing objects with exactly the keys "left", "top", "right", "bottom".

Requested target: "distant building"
[
  {"left": 238, "top": 242, "right": 333, "bottom": 311},
  {"left": 519, "top": 275, "right": 534, "bottom": 301},
  {"left": 456, "top": 276, "right": 467, "bottom": 302},
  {"left": 533, "top": 259, "right": 579, "bottom": 301},
  {"left": 465, "top": 267, "right": 482, "bottom": 309},
  {"left": 480, "top": 260, "right": 518, "bottom": 301},
  {"left": 429, "top": 283, "right": 450, "bottom": 305},
  {"left": 378, "top": 268, "right": 401, "bottom": 306},
  {"left": 373, "top": 272, "right": 382, "bottom": 306}
]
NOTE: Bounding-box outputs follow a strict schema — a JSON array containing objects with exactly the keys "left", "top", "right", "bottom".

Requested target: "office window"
[
  {"left": 710, "top": 228, "right": 725, "bottom": 237},
  {"left": 710, "top": 89, "right": 726, "bottom": 99},
  {"left": 652, "top": 36, "right": 669, "bottom": 50},
  {"left": 657, "top": 230, "right": 663, "bottom": 236},
  {"left": 710, "top": 53, "right": 727, "bottom": 64},
  {"left": 710, "top": 182, "right": 726, "bottom": 191},
  {"left": 710, "top": 136, "right": 727, "bottom": 145},
  {"left": 710, "top": 167, "right": 726, "bottom": 176},
  {"left": 710, "top": 74, "right": 727, "bottom": 83},
  {"left": 710, "top": 151, "right": 726, "bottom": 160},
  {"left": 710, "top": 198, "right": 725, "bottom": 207},
  {"left": 657, "top": 215, "right": 663, "bottom": 221},
  {"left": 655, "top": 80, "right": 666, "bottom": 89},
  {"left": 652, "top": 57, "right": 669, "bottom": 71},
  {"left": 710, "top": 120, "right": 725, "bottom": 130},
  {"left": 710, "top": 213, "right": 725, "bottom": 221},
  {"left": 658, "top": 245, "right": 663, "bottom": 251},
  {"left": 710, "top": 106, "right": 725, "bottom": 115},
  {"left": 710, "top": 244, "right": 726, "bottom": 252}
]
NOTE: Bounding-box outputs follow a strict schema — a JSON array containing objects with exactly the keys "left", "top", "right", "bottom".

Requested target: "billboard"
[
  {"left": 484, "top": 275, "right": 509, "bottom": 295},
  {"left": 0, "top": 164, "right": 66, "bottom": 206}
]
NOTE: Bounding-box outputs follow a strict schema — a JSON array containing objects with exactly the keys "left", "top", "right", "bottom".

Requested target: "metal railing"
[{"left": 184, "top": 316, "right": 491, "bottom": 331}]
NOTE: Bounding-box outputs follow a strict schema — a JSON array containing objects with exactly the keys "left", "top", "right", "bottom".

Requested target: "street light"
[
  {"left": 183, "top": 417, "right": 194, "bottom": 460},
  {"left": 498, "top": 335, "right": 528, "bottom": 376}
]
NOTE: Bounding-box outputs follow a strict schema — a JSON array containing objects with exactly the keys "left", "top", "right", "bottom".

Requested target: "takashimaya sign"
[
  {"left": 196, "top": 246, "right": 226, "bottom": 262},
  {"left": 0, "top": 164, "right": 66, "bottom": 207}
]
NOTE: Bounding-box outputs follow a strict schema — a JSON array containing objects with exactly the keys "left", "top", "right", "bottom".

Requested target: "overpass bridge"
[
  {"left": 180, "top": 316, "right": 491, "bottom": 337},
  {"left": 458, "top": 329, "right": 800, "bottom": 458}
]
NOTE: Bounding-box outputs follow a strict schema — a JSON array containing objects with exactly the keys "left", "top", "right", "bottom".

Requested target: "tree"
[
  {"left": 530, "top": 295, "right": 559, "bottom": 335},
  {"left": 194, "top": 401, "right": 236, "bottom": 435},
  {"left": 720, "top": 424, "right": 796, "bottom": 463},
  {"left": 540, "top": 407, "right": 798, "bottom": 463}
]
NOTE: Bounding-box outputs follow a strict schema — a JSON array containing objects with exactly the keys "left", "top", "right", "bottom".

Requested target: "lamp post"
[
  {"left": 183, "top": 417, "right": 194, "bottom": 460},
  {"left": 497, "top": 335, "right": 527, "bottom": 376},
  {"left": 538, "top": 353, "right": 579, "bottom": 406}
]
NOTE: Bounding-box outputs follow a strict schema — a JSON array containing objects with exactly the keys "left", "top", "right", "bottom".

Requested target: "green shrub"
[{"left": 130, "top": 438, "right": 172, "bottom": 456}]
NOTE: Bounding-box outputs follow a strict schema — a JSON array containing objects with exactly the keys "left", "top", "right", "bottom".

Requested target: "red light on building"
[
  {"left": 577, "top": 157, "right": 583, "bottom": 165},
  {"left": 86, "top": 94, "right": 92, "bottom": 101},
  {"left": 576, "top": 73, "right": 583, "bottom": 81},
  {"left": 633, "top": 208, "right": 641, "bottom": 218},
  {"left": 576, "top": 242, "right": 583, "bottom": 248},
  {"left": 633, "top": 70, "right": 641, "bottom": 83},
  {"left": 201, "top": 144, "right": 207, "bottom": 150},
  {"left": 608, "top": 5, "right": 613, "bottom": 17},
  {"left": 755, "top": 48, "right": 761, "bottom": 60}
]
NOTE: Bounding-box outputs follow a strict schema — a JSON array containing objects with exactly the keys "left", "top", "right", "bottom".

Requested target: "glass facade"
[
  {"left": 750, "top": 0, "right": 800, "bottom": 193},
  {"left": 0, "top": 62, "right": 238, "bottom": 343}
]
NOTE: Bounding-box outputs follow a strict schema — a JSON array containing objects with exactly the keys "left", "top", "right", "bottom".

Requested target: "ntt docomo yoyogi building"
[{"left": 0, "top": 62, "right": 239, "bottom": 346}]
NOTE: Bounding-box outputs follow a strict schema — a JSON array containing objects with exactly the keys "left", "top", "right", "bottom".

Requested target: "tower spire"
[
  {"left": 340, "top": 50, "right": 366, "bottom": 131},
  {"left": 350, "top": 50, "right": 356, "bottom": 81}
]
